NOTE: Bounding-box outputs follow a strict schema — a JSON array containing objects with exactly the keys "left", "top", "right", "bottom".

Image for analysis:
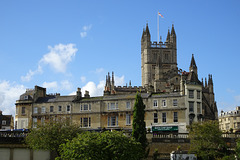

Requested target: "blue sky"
[{"left": 0, "top": 0, "right": 240, "bottom": 115}]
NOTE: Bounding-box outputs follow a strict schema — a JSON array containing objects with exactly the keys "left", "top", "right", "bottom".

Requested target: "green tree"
[
  {"left": 132, "top": 93, "right": 148, "bottom": 156},
  {"left": 57, "top": 131, "right": 144, "bottom": 160},
  {"left": 25, "top": 120, "right": 82, "bottom": 156},
  {"left": 188, "top": 121, "right": 227, "bottom": 160},
  {"left": 235, "top": 139, "right": 240, "bottom": 159}
]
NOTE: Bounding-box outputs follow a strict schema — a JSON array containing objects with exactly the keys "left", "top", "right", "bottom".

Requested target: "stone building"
[
  {"left": 0, "top": 110, "right": 14, "bottom": 130},
  {"left": 219, "top": 106, "right": 240, "bottom": 133},
  {"left": 15, "top": 23, "right": 218, "bottom": 133}
]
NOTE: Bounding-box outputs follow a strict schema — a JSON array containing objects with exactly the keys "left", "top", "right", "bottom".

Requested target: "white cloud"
[
  {"left": 80, "top": 76, "right": 86, "bottom": 83},
  {"left": 80, "top": 24, "right": 92, "bottom": 38},
  {"left": 80, "top": 32, "right": 87, "bottom": 38},
  {"left": 95, "top": 68, "right": 104, "bottom": 74},
  {"left": 21, "top": 43, "right": 77, "bottom": 82},
  {"left": 115, "top": 75, "right": 125, "bottom": 86},
  {"left": 81, "top": 75, "right": 125, "bottom": 97},
  {"left": 82, "top": 80, "right": 105, "bottom": 97},
  {"left": 60, "top": 80, "right": 73, "bottom": 91},
  {"left": 21, "top": 65, "right": 42, "bottom": 82},
  {"left": 42, "top": 81, "right": 58, "bottom": 90},
  {"left": 0, "top": 81, "right": 25, "bottom": 115},
  {"left": 40, "top": 43, "right": 77, "bottom": 73},
  {"left": 83, "top": 25, "right": 92, "bottom": 31},
  {"left": 42, "top": 80, "right": 73, "bottom": 92}
]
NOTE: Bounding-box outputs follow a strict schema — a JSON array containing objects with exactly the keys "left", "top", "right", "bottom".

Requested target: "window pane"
[
  {"left": 83, "top": 118, "right": 88, "bottom": 127},
  {"left": 84, "top": 104, "right": 88, "bottom": 110},
  {"left": 154, "top": 113, "right": 158, "bottom": 123},
  {"left": 126, "top": 114, "right": 131, "bottom": 125},
  {"left": 189, "top": 90, "right": 194, "bottom": 98},
  {"left": 173, "top": 99, "right": 178, "bottom": 107},
  {"left": 153, "top": 100, "right": 158, "bottom": 107},
  {"left": 189, "top": 102, "right": 194, "bottom": 112},
  {"left": 22, "top": 107, "right": 25, "bottom": 114},
  {"left": 50, "top": 106, "right": 54, "bottom": 112},
  {"left": 126, "top": 102, "right": 131, "bottom": 109},
  {"left": 58, "top": 106, "right": 62, "bottom": 111},
  {"left": 162, "top": 113, "right": 166, "bottom": 123},
  {"left": 174, "top": 112, "right": 178, "bottom": 122}
]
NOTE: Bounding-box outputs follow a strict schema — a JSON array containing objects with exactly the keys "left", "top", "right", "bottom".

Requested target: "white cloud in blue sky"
[
  {"left": 0, "top": 81, "right": 25, "bottom": 115},
  {"left": 80, "top": 24, "right": 92, "bottom": 38},
  {"left": 21, "top": 43, "right": 77, "bottom": 82}
]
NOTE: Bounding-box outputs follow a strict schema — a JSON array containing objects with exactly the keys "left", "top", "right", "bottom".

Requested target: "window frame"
[
  {"left": 189, "top": 90, "right": 194, "bottom": 99},
  {"left": 153, "top": 100, "right": 158, "bottom": 107},
  {"left": 126, "top": 114, "right": 131, "bottom": 125},
  {"left": 162, "top": 100, "right": 167, "bottom": 107},
  {"left": 154, "top": 113, "right": 158, "bottom": 123},
  {"left": 173, "top": 112, "right": 178, "bottom": 123},
  {"left": 50, "top": 106, "right": 54, "bottom": 112},
  {"left": 162, "top": 112, "right": 166, "bottom": 123},
  {"left": 173, "top": 99, "right": 178, "bottom": 107},
  {"left": 189, "top": 101, "right": 194, "bottom": 113},
  {"left": 22, "top": 107, "right": 26, "bottom": 115}
]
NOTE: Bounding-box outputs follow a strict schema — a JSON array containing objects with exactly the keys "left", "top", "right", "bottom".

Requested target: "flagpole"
[{"left": 157, "top": 12, "right": 159, "bottom": 43}]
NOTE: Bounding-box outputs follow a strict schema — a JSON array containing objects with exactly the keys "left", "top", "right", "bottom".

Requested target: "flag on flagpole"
[{"left": 158, "top": 11, "right": 164, "bottom": 18}]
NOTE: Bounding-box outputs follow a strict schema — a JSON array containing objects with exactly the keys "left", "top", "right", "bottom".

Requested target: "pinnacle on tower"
[
  {"left": 145, "top": 23, "right": 150, "bottom": 35},
  {"left": 166, "top": 29, "right": 170, "bottom": 42},
  {"left": 189, "top": 54, "right": 198, "bottom": 76},
  {"left": 171, "top": 24, "right": 176, "bottom": 36}
]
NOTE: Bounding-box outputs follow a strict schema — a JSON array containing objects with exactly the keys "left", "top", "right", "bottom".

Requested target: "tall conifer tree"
[{"left": 132, "top": 93, "right": 148, "bottom": 154}]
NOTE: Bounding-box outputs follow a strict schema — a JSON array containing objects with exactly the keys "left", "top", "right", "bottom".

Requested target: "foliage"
[
  {"left": 187, "top": 121, "right": 227, "bottom": 160},
  {"left": 25, "top": 120, "right": 82, "bottom": 156},
  {"left": 132, "top": 93, "right": 148, "bottom": 153},
  {"left": 235, "top": 139, "right": 240, "bottom": 159},
  {"left": 57, "top": 131, "right": 144, "bottom": 160}
]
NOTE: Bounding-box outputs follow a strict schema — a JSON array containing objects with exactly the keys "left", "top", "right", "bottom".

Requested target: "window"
[
  {"left": 58, "top": 106, "right": 62, "bottom": 112},
  {"left": 189, "top": 90, "right": 194, "bottom": 98},
  {"left": 108, "top": 116, "right": 118, "bottom": 127},
  {"left": 173, "top": 99, "right": 178, "bottom": 107},
  {"left": 33, "top": 118, "right": 37, "bottom": 128},
  {"left": 83, "top": 118, "right": 88, "bottom": 127},
  {"left": 165, "top": 53, "right": 169, "bottom": 60},
  {"left": 162, "top": 100, "right": 166, "bottom": 107},
  {"left": 24, "top": 95, "right": 28, "bottom": 100},
  {"left": 126, "top": 102, "right": 131, "bottom": 109},
  {"left": 197, "top": 102, "right": 201, "bottom": 114},
  {"left": 2, "top": 120, "right": 6, "bottom": 125},
  {"left": 197, "top": 91, "right": 201, "bottom": 99},
  {"left": 41, "top": 106, "right": 46, "bottom": 113},
  {"left": 189, "top": 102, "right": 194, "bottom": 112},
  {"left": 34, "top": 107, "right": 38, "bottom": 114},
  {"left": 108, "top": 102, "right": 118, "bottom": 110},
  {"left": 67, "top": 105, "right": 71, "bottom": 112},
  {"left": 162, "top": 113, "right": 166, "bottom": 123},
  {"left": 154, "top": 113, "right": 158, "bottom": 123},
  {"left": 153, "top": 100, "right": 158, "bottom": 107},
  {"left": 84, "top": 104, "right": 88, "bottom": 110},
  {"left": 174, "top": 112, "right": 178, "bottom": 122},
  {"left": 126, "top": 114, "right": 131, "bottom": 125},
  {"left": 81, "top": 104, "right": 91, "bottom": 111},
  {"left": 22, "top": 107, "right": 26, "bottom": 115},
  {"left": 50, "top": 106, "right": 54, "bottom": 112},
  {"left": 16, "top": 107, "right": 19, "bottom": 115},
  {"left": 41, "top": 117, "right": 45, "bottom": 124}
]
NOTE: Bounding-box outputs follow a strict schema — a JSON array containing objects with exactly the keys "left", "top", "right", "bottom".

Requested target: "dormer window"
[{"left": 24, "top": 95, "right": 28, "bottom": 100}]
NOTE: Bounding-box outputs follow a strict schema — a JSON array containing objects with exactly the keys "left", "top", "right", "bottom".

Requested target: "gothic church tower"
[{"left": 141, "top": 24, "right": 178, "bottom": 92}]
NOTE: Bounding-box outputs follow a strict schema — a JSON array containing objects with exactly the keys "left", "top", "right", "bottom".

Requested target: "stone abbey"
[{"left": 15, "top": 24, "right": 218, "bottom": 133}]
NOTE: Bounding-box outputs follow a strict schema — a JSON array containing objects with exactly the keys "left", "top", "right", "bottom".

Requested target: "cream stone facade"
[
  {"left": 15, "top": 24, "right": 218, "bottom": 133},
  {"left": 219, "top": 106, "right": 240, "bottom": 133}
]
